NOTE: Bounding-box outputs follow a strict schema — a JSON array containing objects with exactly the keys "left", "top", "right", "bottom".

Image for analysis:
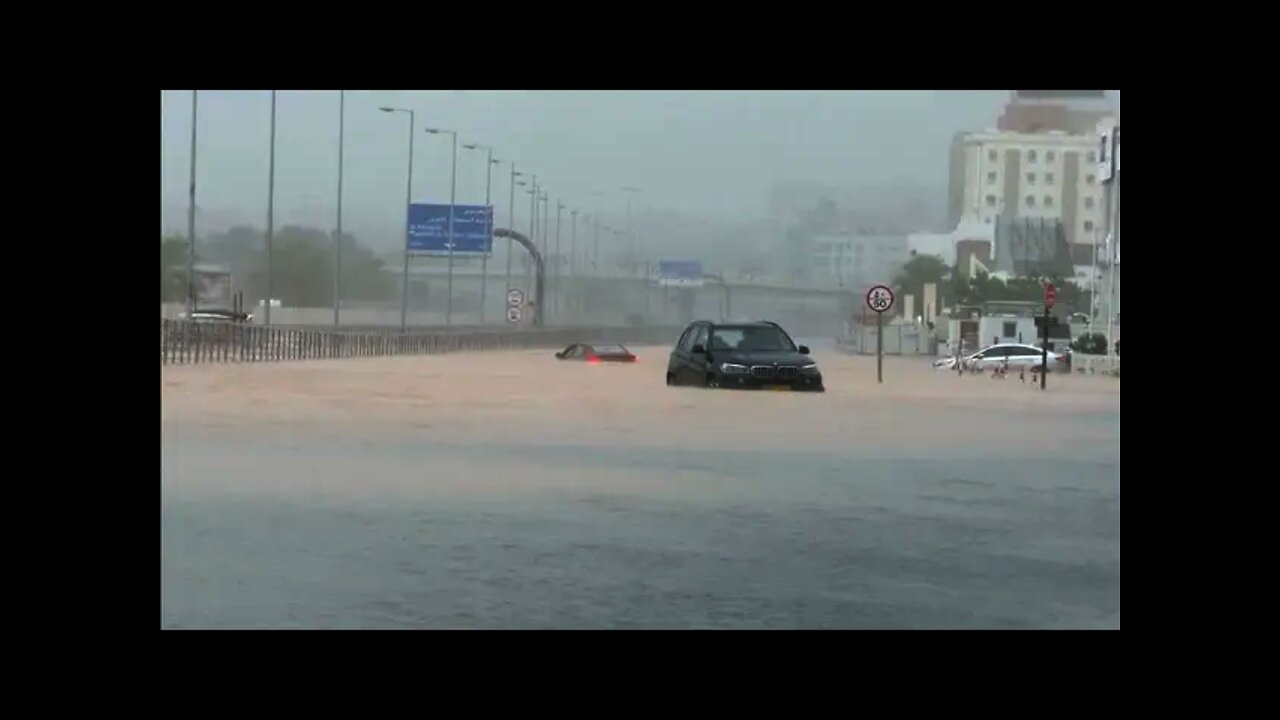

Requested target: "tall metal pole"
[
  {"left": 570, "top": 209, "right": 579, "bottom": 278},
  {"left": 876, "top": 311, "right": 883, "bottom": 384},
  {"left": 186, "top": 90, "right": 198, "bottom": 315},
  {"left": 506, "top": 163, "right": 518, "bottom": 296},
  {"left": 626, "top": 194, "right": 634, "bottom": 276},
  {"left": 593, "top": 215, "right": 600, "bottom": 273},
  {"left": 554, "top": 200, "right": 563, "bottom": 321},
  {"left": 541, "top": 192, "right": 549, "bottom": 265},
  {"left": 445, "top": 131, "right": 458, "bottom": 326},
  {"left": 528, "top": 175, "right": 538, "bottom": 294},
  {"left": 334, "top": 89, "right": 344, "bottom": 326},
  {"left": 265, "top": 90, "right": 277, "bottom": 327},
  {"left": 570, "top": 208, "right": 579, "bottom": 321},
  {"left": 400, "top": 112, "right": 416, "bottom": 332},
  {"left": 480, "top": 147, "right": 494, "bottom": 325}
]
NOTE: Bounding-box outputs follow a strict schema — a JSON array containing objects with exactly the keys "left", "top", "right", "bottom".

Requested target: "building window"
[
  {"left": 1086, "top": 174, "right": 1096, "bottom": 184},
  {"left": 986, "top": 194, "right": 996, "bottom": 207},
  {"left": 1084, "top": 196, "right": 1095, "bottom": 209},
  {"left": 1046, "top": 150, "right": 1056, "bottom": 162},
  {"left": 988, "top": 149, "right": 998, "bottom": 162},
  {"left": 1044, "top": 195, "right": 1054, "bottom": 207},
  {"left": 1026, "top": 195, "right": 1036, "bottom": 207},
  {"left": 987, "top": 171, "right": 997, "bottom": 184},
  {"left": 1084, "top": 220, "right": 1095, "bottom": 233},
  {"left": 1003, "top": 322, "right": 1017, "bottom": 337},
  {"left": 1046, "top": 172, "right": 1054, "bottom": 185},
  {"left": 1087, "top": 151, "right": 1096, "bottom": 163},
  {"left": 1027, "top": 150, "right": 1038, "bottom": 163},
  {"left": 1026, "top": 172, "right": 1036, "bottom": 184}
]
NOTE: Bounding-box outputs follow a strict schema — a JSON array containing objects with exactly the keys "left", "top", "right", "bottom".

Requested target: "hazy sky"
[{"left": 160, "top": 90, "right": 1115, "bottom": 248}]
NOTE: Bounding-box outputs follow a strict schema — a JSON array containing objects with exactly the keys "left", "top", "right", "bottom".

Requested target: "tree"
[
  {"left": 201, "top": 225, "right": 396, "bottom": 306},
  {"left": 893, "top": 253, "right": 951, "bottom": 314},
  {"left": 161, "top": 235, "right": 191, "bottom": 302}
]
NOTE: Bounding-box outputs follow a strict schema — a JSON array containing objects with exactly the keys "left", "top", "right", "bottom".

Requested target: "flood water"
[{"left": 161, "top": 349, "right": 1120, "bottom": 629}]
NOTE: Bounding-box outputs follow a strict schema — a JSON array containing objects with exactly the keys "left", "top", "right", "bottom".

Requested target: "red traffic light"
[{"left": 1044, "top": 282, "right": 1057, "bottom": 308}]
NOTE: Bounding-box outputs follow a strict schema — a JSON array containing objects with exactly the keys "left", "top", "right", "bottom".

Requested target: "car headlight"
[
  {"left": 720, "top": 363, "right": 749, "bottom": 375},
  {"left": 800, "top": 364, "right": 821, "bottom": 375}
]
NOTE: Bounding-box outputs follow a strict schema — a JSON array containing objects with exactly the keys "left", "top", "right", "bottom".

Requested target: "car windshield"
[
  {"left": 591, "top": 344, "right": 627, "bottom": 355},
  {"left": 709, "top": 326, "right": 795, "bottom": 351}
]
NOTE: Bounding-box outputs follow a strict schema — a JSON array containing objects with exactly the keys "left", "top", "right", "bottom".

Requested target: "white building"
[
  {"left": 810, "top": 234, "right": 908, "bottom": 291},
  {"left": 907, "top": 220, "right": 995, "bottom": 267},
  {"left": 947, "top": 127, "right": 1112, "bottom": 249}
]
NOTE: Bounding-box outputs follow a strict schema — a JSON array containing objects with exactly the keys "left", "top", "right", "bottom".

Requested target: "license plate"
[{"left": 767, "top": 385, "right": 792, "bottom": 391}]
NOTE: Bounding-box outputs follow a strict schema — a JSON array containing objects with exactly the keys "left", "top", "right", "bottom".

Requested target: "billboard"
[
  {"left": 658, "top": 259, "right": 704, "bottom": 287},
  {"left": 407, "top": 203, "right": 493, "bottom": 255},
  {"left": 193, "top": 267, "right": 232, "bottom": 310}
]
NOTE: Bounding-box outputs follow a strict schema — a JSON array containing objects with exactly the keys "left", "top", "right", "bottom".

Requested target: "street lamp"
[
  {"left": 554, "top": 199, "right": 564, "bottom": 321},
  {"left": 463, "top": 142, "right": 499, "bottom": 325},
  {"left": 380, "top": 106, "right": 415, "bottom": 331},
  {"left": 620, "top": 186, "right": 641, "bottom": 278},
  {"left": 186, "top": 90, "right": 198, "bottom": 316},
  {"left": 506, "top": 168, "right": 524, "bottom": 298},
  {"left": 265, "top": 90, "right": 277, "bottom": 327},
  {"left": 425, "top": 127, "right": 458, "bottom": 325},
  {"left": 334, "top": 89, "right": 344, "bottom": 326}
]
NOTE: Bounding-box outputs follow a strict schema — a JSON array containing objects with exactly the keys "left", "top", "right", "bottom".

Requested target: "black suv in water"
[{"left": 666, "top": 320, "right": 824, "bottom": 391}]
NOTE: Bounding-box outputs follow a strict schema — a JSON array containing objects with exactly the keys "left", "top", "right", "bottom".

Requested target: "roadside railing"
[{"left": 160, "top": 319, "right": 681, "bottom": 366}]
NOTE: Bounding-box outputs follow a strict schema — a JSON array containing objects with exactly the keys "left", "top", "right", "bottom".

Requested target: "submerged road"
[{"left": 161, "top": 347, "right": 1120, "bottom": 629}]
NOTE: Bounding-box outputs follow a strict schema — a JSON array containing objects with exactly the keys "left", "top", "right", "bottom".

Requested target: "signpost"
[
  {"left": 407, "top": 204, "right": 494, "bottom": 255},
  {"left": 657, "top": 260, "right": 705, "bottom": 287},
  {"left": 1040, "top": 282, "right": 1056, "bottom": 390},
  {"left": 865, "top": 284, "right": 895, "bottom": 384},
  {"left": 506, "top": 287, "right": 524, "bottom": 324}
]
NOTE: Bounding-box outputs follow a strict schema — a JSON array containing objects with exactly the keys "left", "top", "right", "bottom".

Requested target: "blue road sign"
[
  {"left": 658, "top": 259, "right": 704, "bottom": 286},
  {"left": 407, "top": 204, "right": 494, "bottom": 255}
]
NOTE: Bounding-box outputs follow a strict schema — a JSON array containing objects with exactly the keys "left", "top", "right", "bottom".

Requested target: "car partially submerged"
[{"left": 554, "top": 342, "right": 637, "bottom": 363}]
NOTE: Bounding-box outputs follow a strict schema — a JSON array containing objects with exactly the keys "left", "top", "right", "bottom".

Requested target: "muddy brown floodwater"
[{"left": 162, "top": 346, "right": 1120, "bottom": 629}]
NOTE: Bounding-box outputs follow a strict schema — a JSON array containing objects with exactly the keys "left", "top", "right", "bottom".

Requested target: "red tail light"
[{"left": 587, "top": 354, "right": 600, "bottom": 364}]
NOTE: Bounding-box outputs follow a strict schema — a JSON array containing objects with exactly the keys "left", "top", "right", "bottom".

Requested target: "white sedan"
[{"left": 934, "top": 343, "right": 1070, "bottom": 373}]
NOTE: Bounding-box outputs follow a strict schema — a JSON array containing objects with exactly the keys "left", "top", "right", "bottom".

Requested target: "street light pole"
[
  {"left": 265, "top": 90, "right": 277, "bottom": 327},
  {"left": 528, "top": 175, "right": 538, "bottom": 291},
  {"left": 424, "top": 129, "right": 459, "bottom": 326},
  {"left": 186, "top": 90, "right": 197, "bottom": 315},
  {"left": 570, "top": 208, "right": 578, "bottom": 278},
  {"left": 554, "top": 199, "right": 564, "bottom": 321},
  {"left": 621, "top": 186, "right": 641, "bottom": 277},
  {"left": 334, "top": 89, "right": 344, "bottom": 326},
  {"left": 506, "top": 165, "right": 521, "bottom": 298},
  {"left": 463, "top": 142, "right": 497, "bottom": 324},
  {"left": 379, "top": 106, "right": 416, "bottom": 332}
]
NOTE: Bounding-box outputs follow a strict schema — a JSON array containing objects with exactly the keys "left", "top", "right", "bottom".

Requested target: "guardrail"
[{"left": 160, "top": 319, "right": 681, "bottom": 366}]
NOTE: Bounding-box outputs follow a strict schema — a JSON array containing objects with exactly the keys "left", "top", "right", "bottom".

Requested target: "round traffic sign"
[
  {"left": 506, "top": 306, "right": 522, "bottom": 323},
  {"left": 506, "top": 288, "right": 524, "bottom": 307},
  {"left": 866, "top": 284, "right": 895, "bottom": 314}
]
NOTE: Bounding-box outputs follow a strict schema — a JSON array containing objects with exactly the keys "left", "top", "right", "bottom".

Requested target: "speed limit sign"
[{"left": 866, "top": 285, "right": 895, "bottom": 314}]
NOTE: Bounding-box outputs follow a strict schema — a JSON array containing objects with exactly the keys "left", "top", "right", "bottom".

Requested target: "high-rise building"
[{"left": 946, "top": 126, "right": 1110, "bottom": 249}]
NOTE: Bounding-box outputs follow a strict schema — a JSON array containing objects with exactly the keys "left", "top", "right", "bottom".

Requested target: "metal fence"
[{"left": 160, "top": 319, "right": 681, "bottom": 366}]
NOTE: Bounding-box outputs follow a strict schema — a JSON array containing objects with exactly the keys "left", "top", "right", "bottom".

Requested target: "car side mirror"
[
  {"left": 798, "top": 345, "right": 810, "bottom": 355},
  {"left": 691, "top": 344, "right": 706, "bottom": 354}
]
